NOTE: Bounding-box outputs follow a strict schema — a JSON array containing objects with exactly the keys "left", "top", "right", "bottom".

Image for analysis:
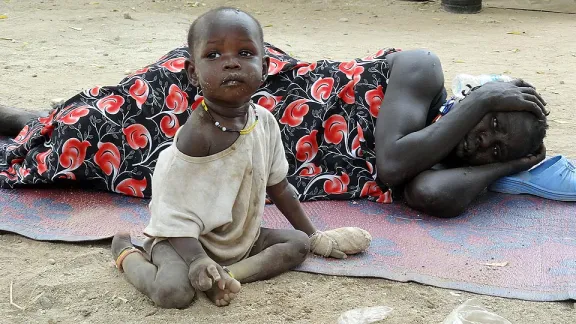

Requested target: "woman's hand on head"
[
  {"left": 510, "top": 79, "right": 550, "bottom": 116},
  {"left": 476, "top": 79, "right": 549, "bottom": 119},
  {"left": 505, "top": 144, "right": 546, "bottom": 174}
]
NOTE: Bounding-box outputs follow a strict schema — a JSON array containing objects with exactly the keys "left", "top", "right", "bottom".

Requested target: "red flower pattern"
[
  {"left": 115, "top": 177, "right": 147, "bottom": 198},
  {"left": 363, "top": 49, "right": 387, "bottom": 61},
  {"left": 0, "top": 166, "right": 18, "bottom": 181},
  {"left": 166, "top": 84, "right": 189, "bottom": 114},
  {"left": 338, "top": 61, "right": 365, "bottom": 79},
  {"left": 41, "top": 124, "right": 54, "bottom": 137},
  {"left": 361, "top": 181, "right": 381, "bottom": 197},
  {"left": 351, "top": 123, "right": 365, "bottom": 155},
  {"left": 295, "top": 130, "right": 319, "bottom": 162},
  {"left": 36, "top": 149, "right": 52, "bottom": 175},
  {"left": 14, "top": 126, "right": 31, "bottom": 144},
  {"left": 338, "top": 77, "right": 359, "bottom": 105},
  {"left": 366, "top": 161, "right": 374, "bottom": 174},
  {"left": 59, "top": 107, "right": 90, "bottom": 125},
  {"left": 96, "top": 95, "right": 124, "bottom": 114},
  {"left": 123, "top": 124, "right": 150, "bottom": 150},
  {"left": 297, "top": 62, "right": 317, "bottom": 75},
  {"left": 257, "top": 95, "right": 283, "bottom": 112},
  {"left": 300, "top": 163, "right": 322, "bottom": 177},
  {"left": 59, "top": 138, "right": 91, "bottom": 170},
  {"left": 268, "top": 57, "right": 288, "bottom": 75},
  {"left": 377, "top": 190, "right": 392, "bottom": 203},
  {"left": 89, "top": 86, "right": 100, "bottom": 97},
  {"left": 58, "top": 172, "right": 76, "bottom": 180},
  {"left": 94, "top": 143, "right": 121, "bottom": 176},
  {"left": 311, "top": 78, "right": 334, "bottom": 102},
  {"left": 365, "top": 85, "right": 384, "bottom": 117},
  {"left": 323, "top": 172, "right": 350, "bottom": 195},
  {"left": 129, "top": 78, "right": 150, "bottom": 109},
  {"left": 17, "top": 167, "right": 30, "bottom": 179},
  {"left": 279, "top": 99, "right": 309, "bottom": 127},
  {"left": 323, "top": 115, "right": 348, "bottom": 145},
  {"left": 38, "top": 110, "right": 56, "bottom": 125},
  {"left": 160, "top": 58, "right": 186, "bottom": 72},
  {"left": 361, "top": 181, "right": 392, "bottom": 203},
  {"left": 160, "top": 113, "right": 180, "bottom": 138}
]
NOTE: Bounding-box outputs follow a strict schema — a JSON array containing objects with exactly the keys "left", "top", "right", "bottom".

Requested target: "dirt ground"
[{"left": 1, "top": 0, "right": 575, "bottom": 323}]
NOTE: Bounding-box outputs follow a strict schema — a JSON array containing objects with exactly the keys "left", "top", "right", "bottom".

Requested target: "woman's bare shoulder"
[{"left": 387, "top": 49, "right": 444, "bottom": 94}]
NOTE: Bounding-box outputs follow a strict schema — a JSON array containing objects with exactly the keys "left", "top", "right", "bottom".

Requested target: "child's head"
[{"left": 185, "top": 7, "right": 268, "bottom": 107}]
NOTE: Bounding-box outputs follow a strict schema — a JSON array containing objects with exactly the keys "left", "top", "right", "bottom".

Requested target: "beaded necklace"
[{"left": 201, "top": 100, "right": 259, "bottom": 135}]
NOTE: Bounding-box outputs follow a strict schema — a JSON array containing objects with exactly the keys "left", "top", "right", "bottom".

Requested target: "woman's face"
[{"left": 452, "top": 111, "right": 538, "bottom": 165}]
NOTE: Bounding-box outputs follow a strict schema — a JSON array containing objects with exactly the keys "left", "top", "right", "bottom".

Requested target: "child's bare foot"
[
  {"left": 111, "top": 232, "right": 135, "bottom": 262},
  {"left": 188, "top": 258, "right": 241, "bottom": 307},
  {"left": 205, "top": 273, "right": 241, "bottom": 306}
]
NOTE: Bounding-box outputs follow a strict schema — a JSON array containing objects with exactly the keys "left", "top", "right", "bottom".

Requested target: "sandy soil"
[{"left": 1, "top": 0, "right": 575, "bottom": 323}]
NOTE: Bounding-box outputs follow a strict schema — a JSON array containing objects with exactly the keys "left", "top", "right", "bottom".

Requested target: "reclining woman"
[{"left": 0, "top": 19, "right": 548, "bottom": 218}]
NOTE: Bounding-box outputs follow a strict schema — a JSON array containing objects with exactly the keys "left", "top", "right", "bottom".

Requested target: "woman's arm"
[
  {"left": 403, "top": 147, "right": 545, "bottom": 217},
  {"left": 375, "top": 50, "right": 490, "bottom": 187},
  {"left": 403, "top": 164, "right": 513, "bottom": 218}
]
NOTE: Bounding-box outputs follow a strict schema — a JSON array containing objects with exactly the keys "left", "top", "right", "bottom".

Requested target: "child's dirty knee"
[
  {"left": 152, "top": 284, "right": 196, "bottom": 309},
  {"left": 288, "top": 230, "right": 311, "bottom": 264}
]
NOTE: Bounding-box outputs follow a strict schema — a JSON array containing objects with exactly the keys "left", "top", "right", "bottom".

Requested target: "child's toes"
[
  {"left": 217, "top": 298, "right": 228, "bottom": 307},
  {"left": 227, "top": 278, "right": 241, "bottom": 293}
]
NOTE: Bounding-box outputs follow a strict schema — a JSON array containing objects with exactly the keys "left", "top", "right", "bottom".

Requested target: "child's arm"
[
  {"left": 266, "top": 178, "right": 347, "bottom": 259},
  {"left": 266, "top": 178, "right": 315, "bottom": 236},
  {"left": 169, "top": 237, "right": 208, "bottom": 265}
]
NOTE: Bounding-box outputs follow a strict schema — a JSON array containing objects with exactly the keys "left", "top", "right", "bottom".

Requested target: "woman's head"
[
  {"left": 452, "top": 111, "right": 548, "bottom": 165},
  {"left": 185, "top": 7, "right": 268, "bottom": 106}
]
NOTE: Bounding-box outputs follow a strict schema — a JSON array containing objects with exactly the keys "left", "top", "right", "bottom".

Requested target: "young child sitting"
[{"left": 111, "top": 7, "right": 371, "bottom": 309}]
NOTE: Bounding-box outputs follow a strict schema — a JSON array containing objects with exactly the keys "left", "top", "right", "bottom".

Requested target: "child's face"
[{"left": 187, "top": 14, "right": 268, "bottom": 107}]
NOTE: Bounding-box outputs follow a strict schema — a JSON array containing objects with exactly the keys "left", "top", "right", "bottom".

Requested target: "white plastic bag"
[
  {"left": 451, "top": 74, "right": 513, "bottom": 100},
  {"left": 443, "top": 299, "right": 512, "bottom": 324},
  {"left": 337, "top": 306, "right": 393, "bottom": 324}
]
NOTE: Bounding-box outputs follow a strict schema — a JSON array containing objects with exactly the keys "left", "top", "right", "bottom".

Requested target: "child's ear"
[
  {"left": 261, "top": 55, "right": 270, "bottom": 84},
  {"left": 185, "top": 59, "right": 199, "bottom": 87}
]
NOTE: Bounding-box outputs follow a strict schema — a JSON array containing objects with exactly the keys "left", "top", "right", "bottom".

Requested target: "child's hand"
[
  {"left": 310, "top": 227, "right": 372, "bottom": 259},
  {"left": 188, "top": 256, "right": 231, "bottom": 291},
  {"left": 187, "top": 256, "right": 241, "bottom": 307}
]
